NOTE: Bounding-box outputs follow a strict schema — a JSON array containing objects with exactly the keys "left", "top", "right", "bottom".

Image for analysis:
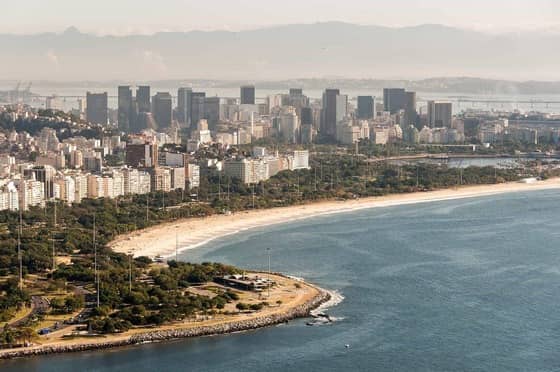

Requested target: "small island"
[{"left": 0, "top": 259, "right": 328, "bottom": 359}]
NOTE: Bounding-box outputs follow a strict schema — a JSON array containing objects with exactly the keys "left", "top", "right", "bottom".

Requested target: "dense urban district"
[{"left": 0, "top": 83, "right": 559, "bottom": 352}]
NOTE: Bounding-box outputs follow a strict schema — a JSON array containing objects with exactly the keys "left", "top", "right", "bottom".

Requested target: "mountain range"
[{"left": 2, "top": 22, "right": 560, "bottom": 82}]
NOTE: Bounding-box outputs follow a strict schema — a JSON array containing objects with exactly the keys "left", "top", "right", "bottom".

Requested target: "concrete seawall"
[{"left": 0, "top": 288, "right": 330, "bottom": 360}]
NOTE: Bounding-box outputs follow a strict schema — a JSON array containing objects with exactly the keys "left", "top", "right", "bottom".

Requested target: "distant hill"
[{"left": 2, "top": 22, "right": 560, "bottom": 83}]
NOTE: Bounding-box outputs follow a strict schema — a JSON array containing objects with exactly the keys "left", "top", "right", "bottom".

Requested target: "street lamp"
[{"left": 266, "top": 248, "right": 271, "bottom": 297}]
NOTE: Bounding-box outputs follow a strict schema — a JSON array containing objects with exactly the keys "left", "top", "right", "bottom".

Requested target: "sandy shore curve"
[{"left": 110, "top": 178, "right": 560, "bottom": 258}]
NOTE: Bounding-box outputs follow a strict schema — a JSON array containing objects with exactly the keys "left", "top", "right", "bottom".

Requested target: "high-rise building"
[
  {"left": 427, "top": 101, "right": 453, "bottom": 128},
  {"left": 289, "top": 88, "right": 303, "bottom": 96},
  {"left": 125, "top": 143, "right": 159, "bottom": 168},
  {"left": 136, "top": 86, "right": 151, "bottom": 113},
  {"left": 404, "top": 91, "right": 418, "bottom": 127},
  {"left": 152, "top": 92, "right": 173, "bottom": 129},
  {"left": 300, "top": 107, "right": 313, "bottom": 125},
  {"left": 279, "top": 108, "right": 300, "bottom": 144},
  {"left": 204, "top": 97, "right": 220, "bottom": 131},
  {"left": 148, "top": 167, "right": 172, "bottom": 192},
  {"left": 17, "top": 179, "right": 45, "bottom": 211},
  {"left": 190, "top": 92, "right": 206, "bottom": 127},
  {"left": 224, "top": 158, "right": 268, "bottom": 184},
  {"left": 177, "top": 87, "right": 192, "bottom": 128},
  {"left": 336, "top": 94, "right": 348, "bottom": 123},
  {"left": 240, "top": 85, "right": 255, "bottom": 105},
  {"left": 383, "top": 88, "right": 418, "bottom": 127},
  {"left": 118, "top": 86, "right": 133, "bottom": 132},
  {"left": 185, "top": 163, "right": 200, "bottom": 190},
  {"left": 383, "top": 88, "right": 407, "bottom": 114},
  {"left": 357, "top": 96, "right": 375, "bottom": 120},
  {"left": 86, "top": 92, "right": 108, "bottom": 125},
  {"left": 170, "top": 167, "right": 185, "bottom": 190},
  {"left": 320, "top": 89, "right": 341, "bottom": 141}
]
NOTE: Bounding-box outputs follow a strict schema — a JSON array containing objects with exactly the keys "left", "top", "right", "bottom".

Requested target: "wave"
[{"left": 310, "top": 289, "right": 345, "bottom": 317}]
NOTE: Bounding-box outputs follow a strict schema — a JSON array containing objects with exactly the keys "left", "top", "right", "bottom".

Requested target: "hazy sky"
[{"left": 5, "top": 0, "right": 560, "bottom": 35}]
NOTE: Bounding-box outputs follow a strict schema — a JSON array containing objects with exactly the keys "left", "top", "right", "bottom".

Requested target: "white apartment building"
[
  {"left": 290, "top": 150, "right": 310, "bottom": 170},
  {"left": 224, "top": 158, "right": 269, "bottom": 184},
  {"left": 0, "top": 181, "right": 19, "bottom": 211},
  {"left": 170, "top": 167, "right": 185, "bottom": 190},
  {"left": 18, "top": 179, "right": 45, "bottom": 210},
  {"left": 185, "top": 163, "right": 200, "bottom": 190}
]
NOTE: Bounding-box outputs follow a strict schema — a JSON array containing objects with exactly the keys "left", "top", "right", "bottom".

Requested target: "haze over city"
[
  {"left": 3, "top": 0, "right": 560, "bottom": 81},
  {"left": 6, "top": 0, "right": 560, "bottom": 34}
]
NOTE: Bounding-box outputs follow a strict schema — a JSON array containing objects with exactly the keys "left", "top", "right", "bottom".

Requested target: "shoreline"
[
  {"left": 0, "top": 275, "right": 331, "bottom": 360},
  {"left": 110, "top": 178, "right": 560, "bottom": 258}
]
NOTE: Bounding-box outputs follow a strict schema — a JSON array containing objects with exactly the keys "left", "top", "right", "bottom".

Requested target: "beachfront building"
[
  {"left": 224, "top": 158, "right": 269, "bottom": 184},
  {"left": 186, "top": 163, "right": 200, "bottom": 190}
]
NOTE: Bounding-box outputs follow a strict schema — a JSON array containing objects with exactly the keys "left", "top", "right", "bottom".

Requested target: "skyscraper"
[
  {"left": 86, "top": 92, "right": 108, "bottom": 125},
  {"left": 427, "top": 101, "right": 453, "bottom": 128},
  {"left": 118, "top": 86, "right": 133, "bottom": 132},
  {"left": 204, "top": 96, "right": 220, "bottom": 131},
  {"left": 190, "top": 92, "right": 206, "bottom": 127},
  {"left": 240, "top": 85, "right": 255, "bottom": 105},
  {"left": 335, "top": 94, "right": 348, "bottom": 123},
  {"left": 300, "top": 107, "right": 313, "bottom": 126},
  {"left": 289, "top": 88, "right": 303, "bottom": 97},
  {"left": 320, "top": 89, "right": 340, "bottom": 141},
  {"left": 288, "top": 88, "right": 309, "bottom": 109},
  {"left": 177, "top": 87, "right": 192, "bottom": 128},
  {"left": 136, "top": 86, "right": 151, "bottom": 113},
  {"left": 383, "top": 88, "right": 407, "bottom": 114},
  {"left": 404, "top": 91, "right": 418, "bottom": 127},
  {"left": 152, "top": 92, "right": 173, "bottom": 129},
  {"left": 357, "top": 96, "right": 375, "bottom": 120}
]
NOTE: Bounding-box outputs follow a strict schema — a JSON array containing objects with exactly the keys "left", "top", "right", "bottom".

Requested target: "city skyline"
[{"left": 4, "top": 0, "right": 560, "bottom": 35}]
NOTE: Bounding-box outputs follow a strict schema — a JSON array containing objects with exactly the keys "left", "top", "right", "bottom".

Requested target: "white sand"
[{"left": 109, "top": 178, "right": 560, "bottom": 258}]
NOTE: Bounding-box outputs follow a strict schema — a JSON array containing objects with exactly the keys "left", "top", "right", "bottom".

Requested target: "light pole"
[
  {"left": 18, "top": 208, "right": 23, "bottom": 289},
  {"left": 128, "top": 250, "right": 133, "bottom": 293},
  {"left": 146, "top": 193, "right": 149, "bottom": 222},
  {"left": 266, "top": 248, "right": 271, "bottom": 298}
]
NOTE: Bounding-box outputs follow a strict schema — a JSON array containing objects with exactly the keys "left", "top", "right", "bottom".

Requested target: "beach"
[{"left": 110, "top": 178, "right": 560, "bottom": 258}]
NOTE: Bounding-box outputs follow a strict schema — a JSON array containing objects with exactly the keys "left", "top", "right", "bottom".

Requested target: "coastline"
[
  {"left": 110, "top": 178, "right": 560, "bottom": 258},
  {"left": 0, "top": 275, "right": 331, "bottom": 360}
]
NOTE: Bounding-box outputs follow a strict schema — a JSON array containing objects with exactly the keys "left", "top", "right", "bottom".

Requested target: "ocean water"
[{"left": 4, "top": 190, "right": 560, "bottom": 371}]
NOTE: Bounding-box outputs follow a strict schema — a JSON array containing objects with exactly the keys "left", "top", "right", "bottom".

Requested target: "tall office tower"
[
  {"left": 404, "top": 91, "right": 418, "bottom": 127},
  {"left": 136, "top": 86, "right": 151, "bottom": 113},
  {"left": 278, "top": 109, "right": 300, "bottom": 144},
  {"left": 177, "top": 87, "right": 192, "bottom": 128},
  {"left": 190, "top": 92, "right": 206, "bottom": 127},
  {"left": 240, "top": 85, "right": 255, "bottom": 105},
  {"left": 427, "top": 101, "right": 453, "bottom": 128},
  {"left": 383, "top": 88, "right": 407, "bottom": 114},
  {"left": 288, "top": 88, "right": 309, "bottom": 109},
  {"left": 152, "top": 92, "right": 173, "bottom": 129},
  {"left": 300, "top": 107, "right": 313, "bottom": 125},
  {"left": 118, "top": 86, "right": 133, "bottom": 132},
  {"left": 204, "top": 96, "right": 220, "bottom": 131},
  {"left": 86, "top": 92, "right": 108, "bottom": 125},
  {"left": 320, "top": 88, "right": 340, "bottom": 141},
  {"left": 289, "top": 88, "right": 303, "bottom": 97},
  {"left": 336, "top": 94, "right": 348, "bottom": 123},
  {"left": 357, "top": 96, "right": 375, "bottom": 120}
]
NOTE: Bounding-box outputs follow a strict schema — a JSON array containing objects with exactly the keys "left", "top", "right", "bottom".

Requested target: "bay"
[{"left": 3, "top": 190, "right": 560, "bottom": 371}]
